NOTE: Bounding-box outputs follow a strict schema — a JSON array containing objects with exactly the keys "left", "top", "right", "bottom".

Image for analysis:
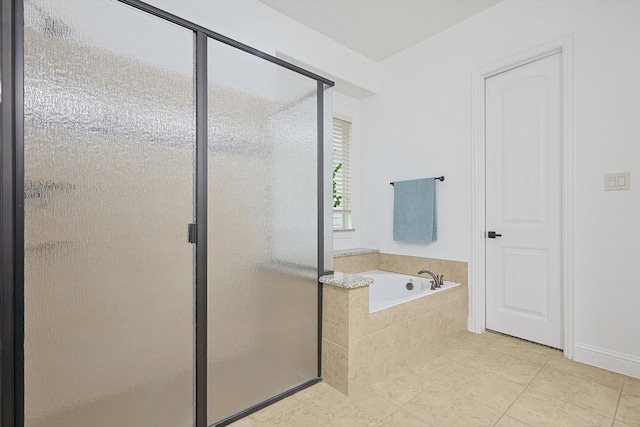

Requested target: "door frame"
[{"left": 469, "top": 36, "right": 575, "bottom": 358}]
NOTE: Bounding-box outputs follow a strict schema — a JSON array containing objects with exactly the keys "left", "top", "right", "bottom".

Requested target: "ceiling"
[{"left": 259, "top": 0, "right": 502, "bottom": 62}]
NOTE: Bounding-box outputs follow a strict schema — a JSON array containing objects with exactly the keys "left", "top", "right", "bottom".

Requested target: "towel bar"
[{"left": 390, "top": 176, "right": 444, "bottom": 186}]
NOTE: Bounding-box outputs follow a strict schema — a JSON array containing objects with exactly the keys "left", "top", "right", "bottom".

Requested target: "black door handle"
[
  {"left": 188, "top": 223, "right": 197, "bottom": 244},
  {"left": 487, "top": 231, "right": 502, "bottom": 238}
]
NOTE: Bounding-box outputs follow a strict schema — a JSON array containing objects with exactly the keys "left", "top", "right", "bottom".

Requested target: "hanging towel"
[{"left": 393, "top": 178, "right": 437, "bottom": 242}]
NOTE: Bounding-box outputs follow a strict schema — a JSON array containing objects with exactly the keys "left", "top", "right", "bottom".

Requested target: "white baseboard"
[
  {"left": 573, "top": 342, "right": 640, "bottom": 379},
  {"left": 467, "top": 316, "right": 479, "bottom": 333}
]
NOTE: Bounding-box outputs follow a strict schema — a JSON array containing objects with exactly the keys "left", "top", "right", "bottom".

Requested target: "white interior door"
[{"left": 485, "top": 52, "right": 563, "bottom": 349}]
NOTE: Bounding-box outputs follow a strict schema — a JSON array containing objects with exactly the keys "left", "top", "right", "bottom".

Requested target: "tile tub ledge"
[
  {"left": 319, "top": 272, "right": 373, "bottom": 289},
  {"left": 333, "top": 248, "right": 380, "bottom": 258}
]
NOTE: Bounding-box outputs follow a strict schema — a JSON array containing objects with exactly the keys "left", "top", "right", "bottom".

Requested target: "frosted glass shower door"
[
  {"left": 207, "top": 40, "right": 319, "bottom": 423},
  {"left": 23, "top": 1, "right": 196, "bottom": 426}
]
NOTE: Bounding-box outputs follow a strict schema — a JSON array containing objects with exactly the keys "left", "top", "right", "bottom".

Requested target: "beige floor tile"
[
  {"left": 229, "top": 414, "right": 263, "bottom": 427},
  {"left": 406, "top": 351, "right": 461, "bottom": 383},
  {"left": 436, "top": 340, "right": 483, "bottom": 363},
  {"left": 308, "top": 384, "right": 351, "bottom": 408},
  {"left": 506, "top": 389, "right": 612, "bottom": 426},
  {"left": 529, "top": 365, "right": 621, "bottom": 417},
  {"left": 228, "top": 339, "right": 633, "bottom": 427},
  {"left": 464, "top": 348, "right": 542, "bottom": 385},
  {"left": 454, "top": 330, "right": 499, "bottom": 350},
  {"left": 340, "top": 387, "right": 399, "bottom": 425},
  {"left": 489, "top": 335, "right": 560, "bottom": 365},
  {"left": 375, "top": 409, "right": 429, "bottom": 427},
  {"left": 616, "top": 391, "right": 640, "bottom": 426},
  {"left": 494, "top": 415, "right": 533, "bottom": 427},
  {"left": 438, "top": 365, "right": 525, "bottom": 412},
  {"left": 256, "top": 403, "right": 333, "bottom": 427},
  {"left": 299, "top": 381, "right": 334, "bottom": 399},
  {"left": 403, "top": 383, "right": 502, "bottom": 426},
  {"left": 545, "top": 356, "right": 625, "bottom": 390},
  {"left": 623, "top": 376, "right": 640, "bottom": 396},
  {"left": 261, "top": 385, "right": 395, "bottom": 427},
  {"left": 370, "top": 368, "right": 432, "bottom": 406},
  {"left": 299, "top": 386, "right": 398, "bottom": 426},
  {"left": 249, "top": 391, "right": 310, "bottom": 422}
]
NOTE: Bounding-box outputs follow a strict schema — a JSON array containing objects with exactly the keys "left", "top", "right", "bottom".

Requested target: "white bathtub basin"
[{"left": 359, "top": 270, "right": 461, "bottom": 313}]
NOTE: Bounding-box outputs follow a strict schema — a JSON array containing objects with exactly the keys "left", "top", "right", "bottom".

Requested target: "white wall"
[{"left": 360, "top": 0, "right": 640, "bottom": 377}]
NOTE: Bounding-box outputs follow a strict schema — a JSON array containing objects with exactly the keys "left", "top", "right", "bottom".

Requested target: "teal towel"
[{"left": 393, "top": 178, "right": 437, "bottom": 242}]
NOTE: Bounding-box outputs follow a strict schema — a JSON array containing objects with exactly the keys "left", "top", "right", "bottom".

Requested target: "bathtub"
[{"left": 359, "top": 270, "right": 461, "bottom": 313}]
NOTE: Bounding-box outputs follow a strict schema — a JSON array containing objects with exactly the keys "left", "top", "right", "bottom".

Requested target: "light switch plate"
[{"left": 604, "top": 172, "right": 630, "bottom": 191}]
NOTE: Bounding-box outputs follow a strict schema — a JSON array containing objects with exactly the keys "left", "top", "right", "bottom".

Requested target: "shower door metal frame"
[
  {"left": 195, "top": 30, "right": 209, "bottom": 427},
  {"left": 1, "top": 1, "right": 25, "bottom": 426},
  {"left": 0, "top": 0, "right": 334, "bottom": 426}
]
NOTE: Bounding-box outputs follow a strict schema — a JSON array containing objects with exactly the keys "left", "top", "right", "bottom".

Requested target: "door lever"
[{"left": 487, "top": 231, "right": 502, "bottom": 238}]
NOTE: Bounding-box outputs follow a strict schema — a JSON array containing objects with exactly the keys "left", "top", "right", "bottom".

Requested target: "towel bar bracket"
[{"left": 390, "top": 176, "right": 444, "bottom": 186}]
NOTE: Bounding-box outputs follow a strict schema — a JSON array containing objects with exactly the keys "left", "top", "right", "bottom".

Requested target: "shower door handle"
[{"left": 188, "top": 223, "right": 197, "bottom": 244}]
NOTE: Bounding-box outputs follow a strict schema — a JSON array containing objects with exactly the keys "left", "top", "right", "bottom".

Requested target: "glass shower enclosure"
[
  {"left": 0, "top": 0, "right": 334, "bottom": 426},
  {"left": 207, "top": 39, "right": 321, "bottom": 422}
]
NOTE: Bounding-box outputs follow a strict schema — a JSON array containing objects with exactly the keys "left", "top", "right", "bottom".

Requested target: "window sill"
[{"left": 333, "top": 228, "right": 355, "bottom": 233}]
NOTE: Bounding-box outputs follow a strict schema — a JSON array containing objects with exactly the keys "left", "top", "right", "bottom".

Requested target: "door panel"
[
  {"left": 502, "top": 248, "right": 548, "bottom": 317},
  {"left": 206, "top": 39, "right": 319, "bottom": 424},
  {"left": 485, "top": 53, "right": 563, "bottom": 349},
  {"left": 501, "top": 77, "right": 547, "bottom": 223},
  {"left": 23, "top": 1, "right": 196, "bottom": 426}
]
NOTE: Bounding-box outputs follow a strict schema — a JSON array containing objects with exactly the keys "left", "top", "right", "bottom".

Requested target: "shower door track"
[{"left": 0, "top": 1, "right": 335, "bottom": 426}]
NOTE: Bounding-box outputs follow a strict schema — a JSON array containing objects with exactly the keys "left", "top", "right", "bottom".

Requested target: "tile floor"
[{"left": 230, "top": 332, "right": 640, "bottom": 427}]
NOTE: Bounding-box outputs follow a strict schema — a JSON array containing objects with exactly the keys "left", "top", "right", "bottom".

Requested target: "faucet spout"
[{"left": 418, "top": 269, "right": 440, "bottom": 290}]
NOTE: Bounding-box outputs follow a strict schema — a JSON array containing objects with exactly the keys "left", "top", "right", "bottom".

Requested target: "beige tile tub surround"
[
  {"left": 379, "top": 253, "right": 468, "bottom": 287},
  {"left": 334, "top": 252, "right": 468, "bottom": 288},
  {"left": 322, "top": 252, "right": 469, "bottom": 395},
  {"left": 333, "top": 252, "right": 380, "bottom": 274}
]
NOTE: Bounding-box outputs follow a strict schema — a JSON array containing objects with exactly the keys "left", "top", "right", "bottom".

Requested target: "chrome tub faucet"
[{"left": 418, "top": 269, "right": 443, "bottom": 290}]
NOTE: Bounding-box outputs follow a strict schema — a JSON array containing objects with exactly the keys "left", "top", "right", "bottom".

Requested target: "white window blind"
[{"left": 333, "top": 117, "right": 351, "bottom": 230}]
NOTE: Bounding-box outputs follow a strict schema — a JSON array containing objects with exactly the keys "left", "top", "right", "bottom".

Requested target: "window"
[{"left": 333, "top": 117, "right": 352, "bottom": 230}]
